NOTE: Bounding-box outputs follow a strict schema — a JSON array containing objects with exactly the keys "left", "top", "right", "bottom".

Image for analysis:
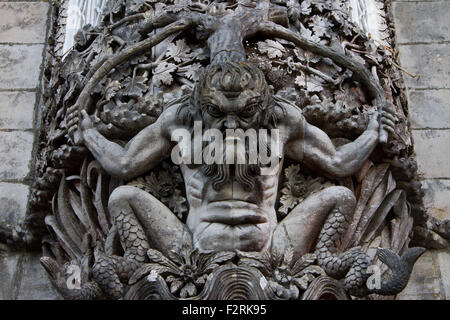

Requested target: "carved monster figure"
[
  {"left": 38, "top": 1, "right": 427, "bottom": 300},
  {"left": 78, "top": 60, "right": 395, "bottom": 298}
]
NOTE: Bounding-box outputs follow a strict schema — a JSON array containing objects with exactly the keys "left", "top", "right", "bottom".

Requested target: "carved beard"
[{"left": 200, "top": 134, "right": 273, "bottom": 192}]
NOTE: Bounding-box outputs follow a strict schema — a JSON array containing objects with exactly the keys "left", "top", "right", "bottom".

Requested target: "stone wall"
[
  {"left": 0, "top": 0, "right": 448, "bottom": 300},
  {"left": 0, "top": 0, "right": 59, "bottom": 299},
  {"left": 392, "top": 0, "right": 450, "bottom": 300}
]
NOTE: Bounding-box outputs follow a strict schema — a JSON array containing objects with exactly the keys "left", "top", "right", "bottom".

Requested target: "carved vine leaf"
[
  {"left": 121, "top": 75, "right": 148, "bottom": 98},
  {"left": 294, "top": 75, "right": 323, "bottom": 93},
  {"left": 257, "top": 39, "right": 286, "bottom": 59},
  {"left": 180, "top": 62, "right": 203, "bottom": 82},
  {"left": 166, "top": 39, "right": 193, "bottom": 63},
  {"left": 293, "top": 48, "right": 321, "bottom": 64},
  {"left": 103, "top": 80, "right": 121, "bottom": 101},
  {"left": 124, "top": 25, "right": 143, "bottom": 45},
  {"left": 128, "top": 162, "right": 187, "bottom": 219},
  {"left": 309, "top": 15, "right": 334, "bottom": 40},
  {"left": 299, "top": 1, "right": 312, "bottom": 15},
  {"left": 279, "top": 165, "right": 334, "bottom": 216},
  {"left": 103, "top": 0, "right": 123, "bottom": 24},
  {"left": 152, "top": 62, "right": 177, "bottom": 87}
]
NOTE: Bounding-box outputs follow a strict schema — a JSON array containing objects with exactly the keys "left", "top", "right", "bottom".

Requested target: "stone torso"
[{"left": 180, "top": 160, "right": 283, "bottom": 252}]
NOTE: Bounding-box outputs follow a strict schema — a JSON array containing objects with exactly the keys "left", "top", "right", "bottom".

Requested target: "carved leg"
[
  {"left": 272, "top": 186, "right": 356, "bottom": 260},
  {"left": 108, "top": 186, "right": 193, "bottom": 255},
  {"left": 272, "top": 186, "right": 371, "bottom": 294},
  {"left": 92, "top": 186, "right": 193, "bottom": 299},
  {"left": 314, "top": 210, "right": 371, "bottom": 293}
]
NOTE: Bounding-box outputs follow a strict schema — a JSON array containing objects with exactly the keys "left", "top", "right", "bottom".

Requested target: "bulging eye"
[
  {"left": 241, "top": 104, "right": 258, "bottom": 117},
  {"left": 205, "top": 104, "right": 223, "bottom": 117}
]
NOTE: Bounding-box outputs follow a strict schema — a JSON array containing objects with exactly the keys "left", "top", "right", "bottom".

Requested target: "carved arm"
[
  {"left": 286, "top": 112, "right": 380, "bottom": 179},
  {"left": 80, "top": 108, "right": 174, "bottom": 180}
]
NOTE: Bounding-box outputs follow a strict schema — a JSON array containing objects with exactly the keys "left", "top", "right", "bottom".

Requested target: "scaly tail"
[
  {"left": 370, "top": 247, "right": 426, "bottom": 296},
  {"left": 91, "top": 255, "right": 142, "bottom": 299},
  {"left": 314, "top": 208, "right": 372, "bottom": 294},
  {"left": 91, "top": 208, "right": 151, "bottom": 299},
  {"left": 315, "top": 207, "right": 425, "bottom": 297}
]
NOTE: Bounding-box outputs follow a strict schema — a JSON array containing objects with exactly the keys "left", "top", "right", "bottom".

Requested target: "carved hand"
[
  {"left": 367, "top": 110, "right": 380, "bottom": 132},
  {"left": 367, "top": 105, "right": 397, "bottom": 143},
  {"left": 80, "top": 110, "right": 95, "bottom": 131},
  {"left": 379, "top": 104, "right": 397, "bottom": 139},
  {"left": 78, "top": 110, "right": 95, "bottom": 143}
]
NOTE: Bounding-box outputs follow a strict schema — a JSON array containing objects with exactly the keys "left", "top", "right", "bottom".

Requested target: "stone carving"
[{"left": 30, "top": 0, "right": 430, "bottom": 300}]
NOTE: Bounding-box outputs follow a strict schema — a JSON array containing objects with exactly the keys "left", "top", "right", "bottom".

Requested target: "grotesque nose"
[{"left": 224, "top": 116, "right": 238, "bottom": 129}]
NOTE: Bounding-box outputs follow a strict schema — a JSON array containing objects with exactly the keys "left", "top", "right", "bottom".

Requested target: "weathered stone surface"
[
  {"left": 0, "top": 131, "right": 34, "bottom": 180},
  {"left": 0, "top": 44, "right": 44, "bottom": 89},
  {"left": 0, "top": 249, "right": 22, "bottom": 300},
  {"left": 0, "top": 2, "right": 49, "bottom": 43},
  {"left": 413, "top": 226, "right": 449, "bottom": 249},
  {"left": 396, "top": 250, "right": 445, "bottom": 300},
  {"left": 421, "top": 179, "right": 450, "bottom": 220},
  {"left": 398, "top": 44, "right": 450, "bottom": 89},
  {"left": 412, "top": 130, "right": 450, "bottom": 178},
  {"left": 436, "top": 249, "right": 450, "bottom": 299},
  {"left": 0, "top": 92, "right": 35, "bottom": 130},
  {"left": 16, "top": 252, "right": 61, "bottom": 300},
  {"left": 0, "top": 249, "right": 61, "bottom": 300},
  {"left": 0, "top": 183, "right": 29, "bottom": 226},
  {"left": 408, "top": 89, "right": 450, "bottom": 129},
  {"left": 393, "top": 1, "right": 450, "bottom": 44}
]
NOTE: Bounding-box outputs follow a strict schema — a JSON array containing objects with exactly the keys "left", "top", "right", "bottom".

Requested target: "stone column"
[
  {"left": 392, "top": 0, "right": 450, "bottom": 300},
  {"left": 0, "top": 0, "right": 59, "bottom": 300}
]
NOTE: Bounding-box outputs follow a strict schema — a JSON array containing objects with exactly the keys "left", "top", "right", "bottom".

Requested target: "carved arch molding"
[{"left": 6, "top": 0, "right": 444, "bottom": 300}]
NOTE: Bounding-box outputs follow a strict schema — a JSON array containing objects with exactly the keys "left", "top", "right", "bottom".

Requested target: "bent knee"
[
  {"left": 108, "top": 185, "right": 141, "bottom": 207},
  {"left": 323, "top": 186, "right": 356, "bottom": 207}
]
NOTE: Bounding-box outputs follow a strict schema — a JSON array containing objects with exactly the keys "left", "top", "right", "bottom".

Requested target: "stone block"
[
  {"left": 0, "top": 44, "right": 44, "bottom": 89},
  {"left": 398, "top": 44, "right": 450, "bottom": 89},
  {"left": 412, "top": 130, "right": 450, "bottom": 179},
  {"left": 436, "top": 249, "right": 450, "bottom": 299},
  {"left": 16, "top": 252, "right": 61, "bottom": 300},
  {"left": 0, "top": 183, "right": 29, "bottom": 226},
  {"left": 421, "top": 179, "right": 450, "bottom": 220},
  {"left": 0, "top": 131, "right": 34, "bottom": 180},
  {"left": 408, "top": 89, "right": 450, "bottom": 129},
  {"left": 0, "top": 2, "right": 49, "bottom": 43},
  {"left": 396, "top": 250, "right": 445, "bottom": 299},
  {"left": 0, "top": 249, "right": 22, "bottom": 300},
  {"left": 393, "top": 1, "right": 450, "bottom": 44},
  {"left": 0, "top": 91, "right": 35, "bottom": 130}
]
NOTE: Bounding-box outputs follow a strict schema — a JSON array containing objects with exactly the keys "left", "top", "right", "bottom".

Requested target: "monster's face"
[
  {"left": 195, "top": 62, "right": 272, "bottom": 132},
  {"left": 199, "top": 88, "right": 266, "bottom": 131}
]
